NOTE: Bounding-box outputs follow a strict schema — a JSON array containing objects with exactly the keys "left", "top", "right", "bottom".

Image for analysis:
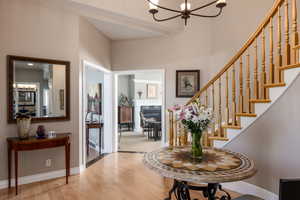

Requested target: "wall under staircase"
[{"left": 226, "top": 67, "right": 300, "bottom": 196}]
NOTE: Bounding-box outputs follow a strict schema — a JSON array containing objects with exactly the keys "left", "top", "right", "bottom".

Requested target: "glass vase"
[{"left": 191, "top": 131, "right": 203, "bottom": 160}]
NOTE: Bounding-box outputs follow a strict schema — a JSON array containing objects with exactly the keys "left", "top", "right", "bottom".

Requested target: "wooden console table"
[
  {"left": 86, "top": 122, "right": 103, "bottom": 156},
  {"left": 7, "top": 133, "right": 71, "bottom": 195}
]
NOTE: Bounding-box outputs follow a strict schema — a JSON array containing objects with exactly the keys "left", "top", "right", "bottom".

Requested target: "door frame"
[
  {"left": 113, "top": 69, "right": 166, "bottom": 152},
  {"left": 79, "top": 60, "right": 113, "bottom": 171}
]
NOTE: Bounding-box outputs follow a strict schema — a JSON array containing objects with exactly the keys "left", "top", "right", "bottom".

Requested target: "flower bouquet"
[{"left": 172, "top": 99, "right": 213, "bottom": 159}]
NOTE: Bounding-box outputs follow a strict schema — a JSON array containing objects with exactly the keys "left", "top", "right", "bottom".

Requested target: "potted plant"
[
  {"left": 16, "top": 113, "right": 31, "bottom": 140},
  {"left": 174, "top": 99, "right": 213, "bottom": 160}
]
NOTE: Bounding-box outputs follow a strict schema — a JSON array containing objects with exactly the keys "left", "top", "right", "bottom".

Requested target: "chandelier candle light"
[{"left": 147, "top": 0, "right": 227, "bottom": 25}]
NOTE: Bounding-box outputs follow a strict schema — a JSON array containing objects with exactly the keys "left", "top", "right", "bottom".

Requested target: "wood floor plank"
[{"left": 0, "top": 153, "right": 240, "bottom": 200}]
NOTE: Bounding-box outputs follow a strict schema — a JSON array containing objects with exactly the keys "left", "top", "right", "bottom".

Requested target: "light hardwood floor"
[
  {"left": 0, "top": 153, "right": 240, "bottom": 200},
  {"left": 119, "top": 131, "right": 161, "bottom": 152}
]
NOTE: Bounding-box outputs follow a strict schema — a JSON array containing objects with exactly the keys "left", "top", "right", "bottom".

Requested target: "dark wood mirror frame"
[{"left": 7, "top": 55, "right": 71, "bottom": 123}]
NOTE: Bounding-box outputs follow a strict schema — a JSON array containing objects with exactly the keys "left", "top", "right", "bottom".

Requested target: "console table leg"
[
  {"left": 68, "top": 143, "right": 71, "bottom": 178},
  {"left": 7, "top": 143, "right": 11, "bottom": 189},
  {"left": 99, "top": 127, "right": 102, "bottom": 156},
  {"left": 65, "top": 143, "right": 70, "bottom": 184},
  {"left": 86, "top": 127, "right": 90, "bottom": 156},
  {"left": 14, "top": 151, "right": 18, "bottom": 195}
]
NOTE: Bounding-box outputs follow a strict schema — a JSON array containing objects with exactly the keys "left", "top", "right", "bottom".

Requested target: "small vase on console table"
[{"left": 16, "top": 115, "right": 31, "bottom": 140}]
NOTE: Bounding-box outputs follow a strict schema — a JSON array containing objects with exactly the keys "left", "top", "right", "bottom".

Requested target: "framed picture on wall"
[
  {"left": 147, "top": 84, "right": 158, "bottom": 99},
  {"left": 87, "top": 83, "right": 102, "bottom": 115},
  {"left": 176, "top": 70, "right": 200, "bottom": 98}
]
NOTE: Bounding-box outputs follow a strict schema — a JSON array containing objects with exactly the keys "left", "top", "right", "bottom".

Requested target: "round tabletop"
[{"left": 143, "top": 146, "right": 257, "bottom": 184}]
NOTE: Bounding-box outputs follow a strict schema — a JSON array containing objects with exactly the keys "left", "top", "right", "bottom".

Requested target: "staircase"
[{"left": 168, "top": 0, "right": 300, "bottom": 148}]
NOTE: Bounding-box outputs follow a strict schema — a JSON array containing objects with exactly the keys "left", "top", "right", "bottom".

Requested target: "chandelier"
[{"left": 147, "top": 0, "right": 227, "bottom": 25}]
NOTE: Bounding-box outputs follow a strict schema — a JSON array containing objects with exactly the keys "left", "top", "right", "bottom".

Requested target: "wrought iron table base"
[{"left": 165, "top": 180, "right": 231, "bottom": 200}]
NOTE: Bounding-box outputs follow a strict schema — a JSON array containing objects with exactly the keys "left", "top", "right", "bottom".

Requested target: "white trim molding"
[
  {"left": 223, "top": 181, "right": 278, "bottom": 200},
  {"left": 0, "top": 167, "right": 80, "bottom": 190}
]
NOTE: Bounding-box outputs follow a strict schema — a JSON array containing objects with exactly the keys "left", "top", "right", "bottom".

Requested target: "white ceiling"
[
  {"left": 63, "top": 0, "right": 182, "bottom": 41},
  {"left": 86, "top": 18, "right": 163, "bottom": 41}
]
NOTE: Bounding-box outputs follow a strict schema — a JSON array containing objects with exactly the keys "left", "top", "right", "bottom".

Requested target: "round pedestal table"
[{"left": 143, "top": 146, "right": 257, "bottom": 200}]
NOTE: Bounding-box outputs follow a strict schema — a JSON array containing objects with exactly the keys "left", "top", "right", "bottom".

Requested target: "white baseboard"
[
  {"left": 0, "top": 167, "right": 80, "bottom": 190},
  {"left": 223, "top": 181, "right": 278, "bottom": 200}
]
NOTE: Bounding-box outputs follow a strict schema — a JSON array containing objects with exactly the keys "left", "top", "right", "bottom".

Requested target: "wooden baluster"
[
  {"left": 285, "top": 0, "right": 291, "bottom": 65},
  {"left": 225, "top": 70, "right": 230, "bottom": 124},
  {"left": 205, "top": 90, "right": 208, "bottom": 107},
  {"left": 261, "top": 28, "right": 268, "bottom": 99},
  {"left": 218, "top": 78, "right": 223, "bottom": 137},
  {"left": 269, "top": 17, "right": 275, "bottom": 84},
  {"left": 183, "top": 128, "right": 188, "bottom": 145},
  {"left": 232, "top": 65, "right": 237, "bottom": 126},
  {"left": 204, "top": 90, "right": 211, "bottom": 147},
  {"left": 276, "top": 7, "right": 283, "bottom": 83},
  {"left": 238, "top": 57, "right": 244, "bottom": 114},
  {"left": 246, "top": 51, "right": 252, "bottom": 113},
  {"left": 253, "top": 39, "right": 260, "bottom": 99},
  {"left": 212, "top": 83, "right": 216, "bottom": 135},
  {"left": 174, "top": 118, "right": 177, "bottom": 146},
  {"left": 292, "top": 0, "right": 299, "bottom": 63},
  {"left": 179, "top": 123, "right": 186, "bottom": 146},
  {"left": 168, "top": 110, "right": 174, "bottom": 148},
  {"left": 204, "top": 89, "right": 213, "bottom": 147}
]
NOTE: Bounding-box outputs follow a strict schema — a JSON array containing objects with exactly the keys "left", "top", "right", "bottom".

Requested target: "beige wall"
[
  {"left": 79, "top": 17, "right": 111, "bottom": 69},
  {"left": 112, "top": 17, "right": 214, "bottom": 109},
  {"left": 210, "top": 0, "right": 275, "bottom": 69},
  {"left": 226, "top": 74, "right": 300, "bottom": 194},
  {"left": 0, "top": 0, "right": 111, "bottom": 181}
]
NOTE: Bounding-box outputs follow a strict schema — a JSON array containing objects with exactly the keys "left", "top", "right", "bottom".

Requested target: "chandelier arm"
[
  {"left": 190, "top": 0, "right": 218, "bottom": 12},
  {"left": 190, "top": 8, "right": 223, "bottom": 18},
  {"left": 146, "top": 0, "right": 182, "bottom": 13},
  {"left": 152, "top": 13, "right": 182, "bottom": 22}
]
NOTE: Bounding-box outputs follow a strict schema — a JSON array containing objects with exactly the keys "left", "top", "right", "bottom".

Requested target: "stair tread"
[
  {"left": 222, "top": 125, "right": 242, "bottom": 129},
  {"left": 264, "top": 82, "right": 286, "bottom": 88},
  {"left": 249, "top": 99, "right": 271, "bottom": 103},
  {"left": 293, "top": 44, "right": 300, "bottom": 49},
  {"left": 279, "top": 63, "right": 300, "bottom": 70},
  {"left": 208, "top": 136, "right": 229, "bottom": 141},
  {"left": 236, "top": 113, "right": 257, "bottom": 117}
]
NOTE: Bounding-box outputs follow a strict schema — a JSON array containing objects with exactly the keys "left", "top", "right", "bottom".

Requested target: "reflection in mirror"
[{"left": 13, "top": 60, "right": 66, "bottom": 119}]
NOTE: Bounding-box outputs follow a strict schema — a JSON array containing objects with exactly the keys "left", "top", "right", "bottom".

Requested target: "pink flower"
[
  {"left": 170, "top": 104, "right": 182, "bottom": 111},
  {"left": 179, "top": 111, "right": 186, "bottom": 120}
]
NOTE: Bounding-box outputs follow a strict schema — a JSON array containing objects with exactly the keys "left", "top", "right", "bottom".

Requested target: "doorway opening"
[
  {"left": 82, "top": 61, "right": 113, "bottom": 168},
  {"left": 114, "top": 70, "right": 166, "bottom": 153}
]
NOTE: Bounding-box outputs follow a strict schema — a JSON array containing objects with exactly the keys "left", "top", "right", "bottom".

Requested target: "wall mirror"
[{"left": 7, "top": 55, "right": 70, "bottom": 123}]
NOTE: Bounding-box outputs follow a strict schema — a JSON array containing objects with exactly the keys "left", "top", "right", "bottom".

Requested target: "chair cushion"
[{"left": 233, "top": 195, "right": 264, "bottom": 200}]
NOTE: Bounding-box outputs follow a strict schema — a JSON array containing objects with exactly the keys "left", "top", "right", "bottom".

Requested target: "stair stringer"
[{"left": 213, "top": 67, "right": 300, "bottom": 148}]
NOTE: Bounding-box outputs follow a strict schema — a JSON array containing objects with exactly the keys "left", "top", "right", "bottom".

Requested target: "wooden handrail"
[{"left": 187, "top": 0, "right": 284, "bottom": 105}]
